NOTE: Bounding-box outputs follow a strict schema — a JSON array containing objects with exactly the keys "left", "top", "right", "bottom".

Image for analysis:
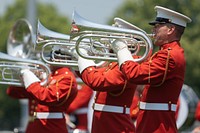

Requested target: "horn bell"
[{"left": 7, "top": 19, "right": 34, "bottom": 58}]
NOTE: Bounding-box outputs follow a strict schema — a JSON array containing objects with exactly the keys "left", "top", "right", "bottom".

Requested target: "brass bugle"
[
  {"left": 70, "top": 11, "right": 153, "bottom": 63},
  {"left": 35, "top": 20, "right": 107, "bottom": 67},
  {"left": 0, "top": 52, "right": 51, "bottom": 86}
]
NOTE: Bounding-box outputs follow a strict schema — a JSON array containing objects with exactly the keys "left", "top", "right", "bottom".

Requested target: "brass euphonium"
[
  {"left": 0, "top": 52, "right": 51, "bottom": 86},
  {"left": 35, "top": 20, "right": 107, "bottom": 67},
  {"left": 70, "top": 11, "right": 153, "bottom": 62},
  {"left": 7, "top": 18, "right": 42, "bottom": 60},
  {"left": 35, "top": 20, "right": 78, "bottom": 67},
  {"left": 0, "top": 19, "right": 51, "bottom": 87}
]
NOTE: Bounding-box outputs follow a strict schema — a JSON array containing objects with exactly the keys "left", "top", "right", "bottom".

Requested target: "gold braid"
[
  {"left": 107, "top": 63, "right": 127, "bottom": 96},
  {"left": 109, "top": 80, "right": 127, "bottom": 96},
  {"left": 149, "top": 48, "right": 171, "bottom": 87},
  {"left": 55, "top": 75, "right": 73, "bottom": 106}
]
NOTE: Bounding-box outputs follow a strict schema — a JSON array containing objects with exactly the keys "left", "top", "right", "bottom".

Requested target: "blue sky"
[{"left": 0, "top": 0, "right": 123, "bottom": 24}]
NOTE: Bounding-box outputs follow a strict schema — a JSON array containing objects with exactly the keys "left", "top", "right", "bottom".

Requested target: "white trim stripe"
[
  {"left": 139, "top": 101, "right": 177, "bottom": 111},
  {"left": 35, "top": 112, "right": 64, "bottom": 119},
  {"left": 93, "top": 103, "right": 130, "bottom": 114}
]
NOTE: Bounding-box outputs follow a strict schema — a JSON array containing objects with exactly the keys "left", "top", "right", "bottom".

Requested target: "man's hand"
[
  {"left": 111, "top": 39, "right": 134, "bottom": 67},
  {"left": 111, "top": 39, "right": 128, "bottom": 53}
]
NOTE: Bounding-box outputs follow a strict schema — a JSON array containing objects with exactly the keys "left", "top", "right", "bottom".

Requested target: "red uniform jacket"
[
  {"left": 130, "top": 92, "right": 180, "bottom": 126},
  {"left": 81, "top": 62, "right": 136, "bottom": 133},
  {"left": 121, "top": 41, "right": 185, "bottom": 133},
  {"left": 130, "top": 91, "right": 140, "bottom": 121},
  {"left": 195, "top": 101, "right": 200, "bottom": 121},
  {"left": 7, "top": 67, "right": 78, "bottom": 133},
  {"left": 66, "top": 84, "right": 93, "bottom": 131}
]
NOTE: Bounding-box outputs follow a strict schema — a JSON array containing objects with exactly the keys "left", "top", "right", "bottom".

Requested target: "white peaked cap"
[{"left": 149, "top": 6, "right": 192, "bottom": 27}]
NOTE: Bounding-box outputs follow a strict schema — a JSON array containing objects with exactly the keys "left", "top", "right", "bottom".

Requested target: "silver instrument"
[
  {"left": 7, "top": 18, "right": 38, "bottom": 59},
  {"left": 113, "top": 17, "right": 147, "bottom": 33},
  {"left": 70, "top": 11, "right": 153, "bottom": 62},
  {"left": 36, "top": 20, "right": 78, "bottom": 67},
  {"left": 0, "top": 52, "right": 51, "bottom": 86},
  {"left": 36, "top": 20, "right": 107, "bottom": 67},
  {"left": 1, "top": 19, "right": 51, "bottom": 87}
]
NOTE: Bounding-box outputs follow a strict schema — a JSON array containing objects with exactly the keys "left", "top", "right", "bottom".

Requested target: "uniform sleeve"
[
  {"left": 81, "top": 64, "right": 126, "bottom": 92},
  {"left": 121, "top": 50, "right": 176, "bottom": 85},
  {"left": 6, "top": 86, "right": 31, "bottom": 99},
  {"left": 66, "top": 84, "right": 93, "bottom": 114},
  {"left": 26, "top": 73, "right": 77, "bottom": 106}
]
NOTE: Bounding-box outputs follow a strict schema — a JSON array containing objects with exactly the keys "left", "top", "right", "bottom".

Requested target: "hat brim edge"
[{"left": 149, "top": 21, "right": 167, "bottom": 25}]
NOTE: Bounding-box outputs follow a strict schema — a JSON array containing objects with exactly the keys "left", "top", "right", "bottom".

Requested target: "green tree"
[
  {"left": 108, "top": 0, "right": 200, "bottom": 95},
  {"left": 0, "top": 0, "right": 71, "bottom": 130}
]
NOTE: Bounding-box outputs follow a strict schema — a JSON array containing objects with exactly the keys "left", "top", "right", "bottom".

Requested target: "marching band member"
[
  {"left": 112, "top": 6, "right": 191, "bottom": 133},
  {"left": 66, "top": 83, "right": 93, "bottom": 133},
  {"left": 111, "top": 6, "right": 192, "bottom": 133},
  {"left": 7, "top": 52, "right": 78, "bottom": 133},
  {"left": 75, "top": 48, "right": 137, "bottom": 133}
]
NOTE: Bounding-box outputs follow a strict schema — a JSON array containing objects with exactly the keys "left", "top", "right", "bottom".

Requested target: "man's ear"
[
  {"left": 167, "top": 25, "right": 176, "bottom": 35},
  {"left": 167, "top": 26, "right": 175, "bottom": 35}
]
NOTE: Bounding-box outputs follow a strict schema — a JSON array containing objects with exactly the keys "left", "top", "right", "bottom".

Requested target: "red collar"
[{"left": 160, "top": 41, "right": 180, "bottom": 50}]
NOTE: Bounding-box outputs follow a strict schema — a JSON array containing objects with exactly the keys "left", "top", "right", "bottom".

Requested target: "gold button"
[
  {"left": 132, "top": 108, "right": 139, "bottom": 114},
  {"left": 30, "top": 111, "right": 34, "bottom": 115},
  {"left": 65, "top": 72, "right": 68, "bottom": 74},
  {"left": 89, "top": 68, "right": 93, "bottom": 71},
  {"left": 31, "top": 105, "right": 35, "bottom": 109},
  {"left": 32, "top": 100, "right": 35, "bottom": 103}
]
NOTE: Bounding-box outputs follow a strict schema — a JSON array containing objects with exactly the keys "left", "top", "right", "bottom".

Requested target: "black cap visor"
[{"left": 149, "top": 17, "right": 171, "bottom": 26}]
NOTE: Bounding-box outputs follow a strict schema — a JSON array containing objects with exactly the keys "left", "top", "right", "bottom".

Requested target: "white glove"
[
  {"left": 111, "top": 39, "right": 128, "bottom": 53},
  {"left": 111, "top": 39, "right": 134, "bottom": 67},
  {"left": 39, "top": 72, "right": 47, "bottom": 80},
  {"left": 20, "top": 69, "right": 40, "bottom": 89},
  {"left": 77, "top": 48, "right": 96, "bottom": 73}
]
